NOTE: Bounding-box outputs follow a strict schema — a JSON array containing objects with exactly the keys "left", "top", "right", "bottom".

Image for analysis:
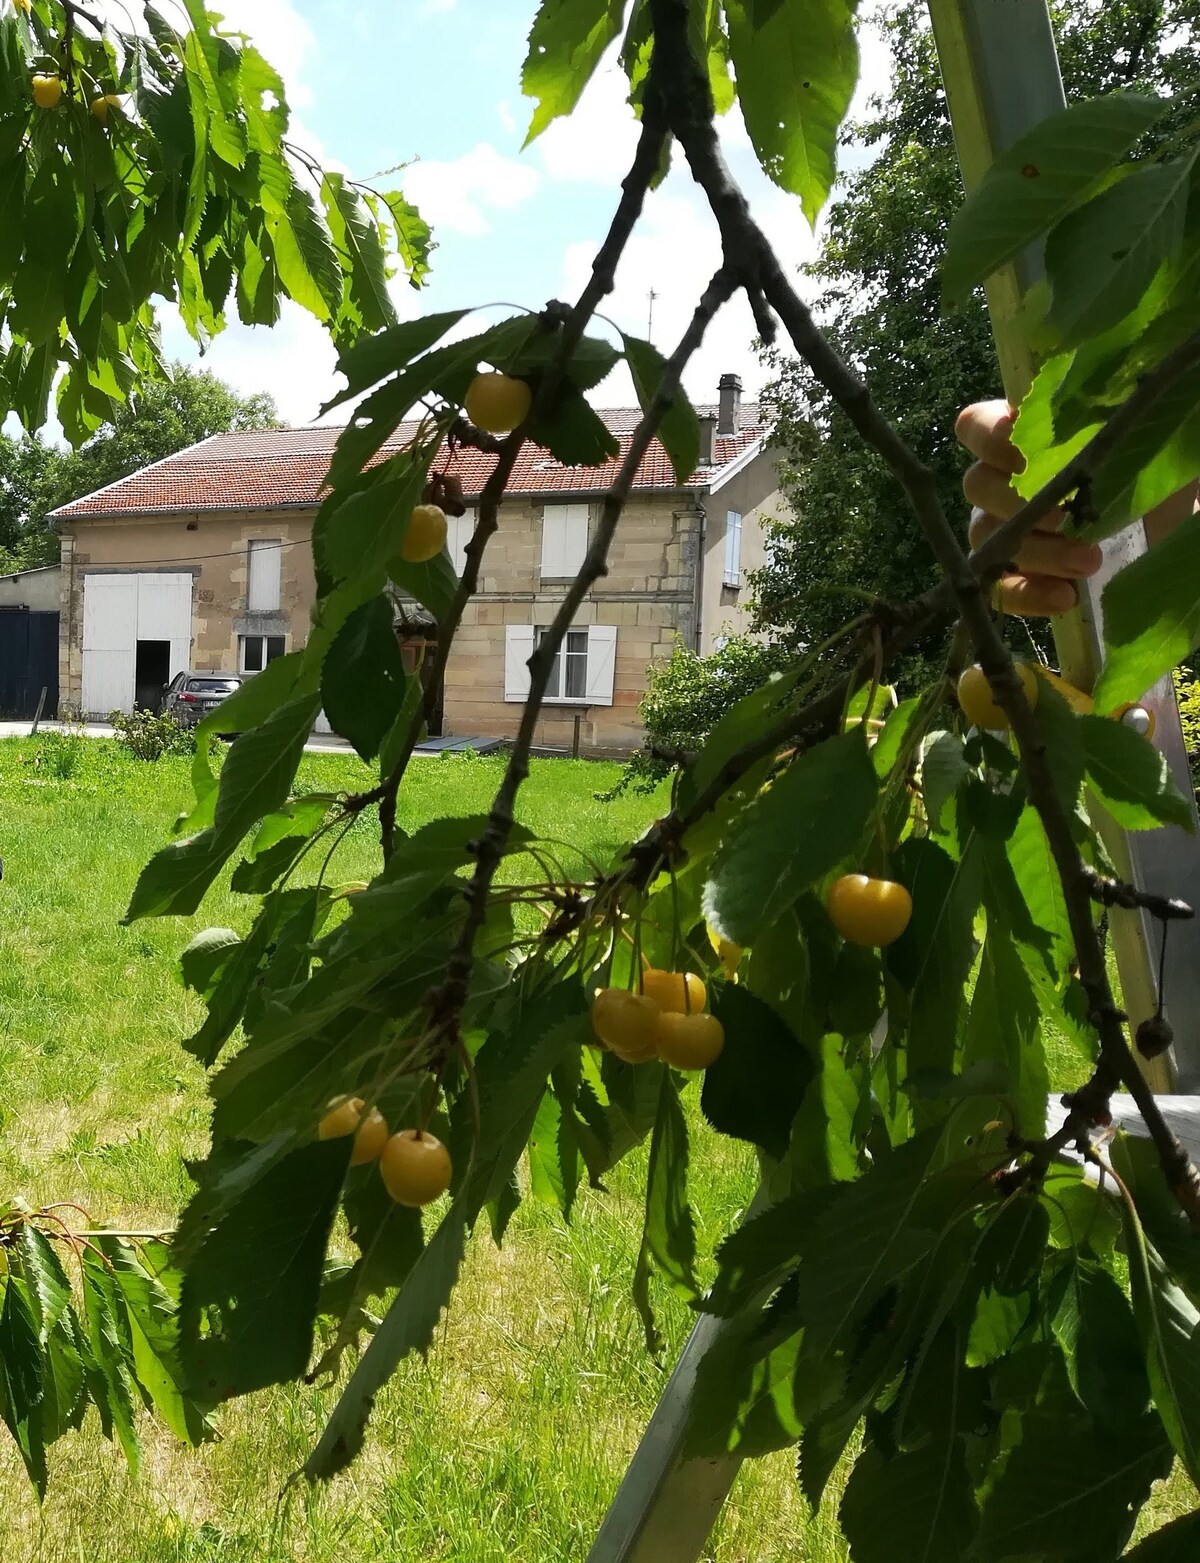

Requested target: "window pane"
[
  {"left": 535, "top": 627, "right": 562, "bottom": 699},
  {"left": 565, "top": 646, "right": 587, "bottom": 699},
  {"left": 266, "top": 636, "right": 286, "bottom": 663},
  {"left": 242, "top": 636, "right": 264, "bottom": 672}
]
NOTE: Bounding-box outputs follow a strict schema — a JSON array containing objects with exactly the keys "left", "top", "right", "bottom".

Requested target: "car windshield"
[{"left": 185, "top": 678, "right": 241, "bottom": 694}]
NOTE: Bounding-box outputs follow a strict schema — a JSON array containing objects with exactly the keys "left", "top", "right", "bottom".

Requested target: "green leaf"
[
  {"left": 975, "top": 1409, "right": 1170, "bottom": 1560},
  {"left": 180, "top": 927, "right": 242, "bottom": 995},
  {"left": 212, "top": 692, "right": 323, "bottom": 849},
  {"left": 323, "top": 174, "right": 394, "bottom": 336},
  {"left": 703, "top": 1191, "right": 829, "bottom": 1318},
  {"left": 839, "top": 1437, "right": 979, "bottom": 1563},
  {"left": 702, "top": 985, "right": 813, "bottom": 1158},
  {"left": 528, "top": 1089, "right": 582, "bottom": 1219},
  {"left": 16, "top": 1227, "right": 72, "bottom": 1343},
  {"left": 1093, "top": 512, "right": 1200, "bottom": 711},
  {"left": 305, "top": 1203, "right": 468, "bottom": 1481},
  {"left": 632, "top": 1071, "right": 699, "bottom": 1350},
  {"left": 325, "top": 308, "right": 470, "bottom": 410},
  {"left": 1051, "top": 1258, "right": 1150, "bottom": 1428},
  {"left": 321, "top": 594, "right": 408, "bottom": 762},
  {"left": 230, "top": 796, "right": 333, "bottom": 895},
  {"left": 180, "top": 1140, "right": 348, "bottom": 1403},
  {"left": 1125, "top": 1209, "right": 1200, "bottom": 1487},
  {"left": 452, "top": 982, "right": 590, "bottom": 1223},
  {"left": 922, "top": 731, "right": 970, "bottom": 833},
  {"left": 323, "top": 460, "right": 429, "bottom": 586},
  {"left": 528, "top": 378, "right": 619, "bottom": 466},
  {"left": 621, "top": 332, "right": 700, "bottom": 484},
  {"left": 123, "top": 828, "right": 235, "bottom": 922},
  {"left": 1081, "top": 712, "right": 1195, "bottom": 831},
  {"left": 1123, "top": 1511, "right": 1200, "bottom": 1561},
  {"left": 1006, "top": 805, "right": 1072, "bottom": 975},
  {"left": 0, "top": 1273, "right": 45, "bottom": 1492},
  {"left": 80, "top": 1250, "right": 141, "bottom": 1476},
  {"left": 964, "top": 926, "right": 1048, "bottom": 1142},
  {"left": 888, "top": 836, "right": 982, "bottom": 1083},
  {"left": 704, "top": 731, "right": 878, "bottom": 945},
  {"left": 521, "top": 0, "right": 626, "bottom": 144},
  {"left": 269, "top": 184, "right": 343, "bottom": 322},
  {"left": 1043, "top": 158, "right": 1194, "bottom": 349},
  {"left": 724, "top": 0, "right": 858, "bottom": 226},
  {"left": 98, "top": 1239, "right": 211, "bottom": 1446},
  {"left": 39, "top": 1311, "right": 87, "bottom": 1445},
  {"left": 687, "top": 1322, "right": 821, "bottom": 1457},
  {"left": 941, "top": 94, "right": 1168, "bottom": 303}
]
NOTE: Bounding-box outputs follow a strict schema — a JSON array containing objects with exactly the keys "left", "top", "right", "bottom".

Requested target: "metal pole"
[
  {"left": 927, "top": 0, "right": 1200, "bottom": 1092},
  {"left": 30, "top": 685, "right": 47, "bottom": 735}
]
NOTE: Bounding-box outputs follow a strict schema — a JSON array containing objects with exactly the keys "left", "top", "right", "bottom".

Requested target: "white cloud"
[
  {"left": 403, "top": 143, "right": 540, "bottom": 236},
  {"left": 534, "top": 62, "right": 641, "bottom": 185},
  {"left": 207, "top": 0, "right": 318, "bottom": 109}
]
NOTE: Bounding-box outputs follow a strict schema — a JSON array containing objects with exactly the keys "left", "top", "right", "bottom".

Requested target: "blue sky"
[{"left": 162, "top": 0, "right": 891, "bottom": 425}]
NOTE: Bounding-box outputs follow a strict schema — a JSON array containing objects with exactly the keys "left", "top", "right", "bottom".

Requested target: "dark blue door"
[{"left": 0, "top": 608, "right": 59, "bottom": 718}]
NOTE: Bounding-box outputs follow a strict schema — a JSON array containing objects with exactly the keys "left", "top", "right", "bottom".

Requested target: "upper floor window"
[
  {"left": 247, "top": 538, "right": 282, "bottom": 611},
  {"left": 723, "top": 510, "right": 743, "bottom": 588},
  {"left": 540, "top": 503, "right": 589, "bottom": 578}
]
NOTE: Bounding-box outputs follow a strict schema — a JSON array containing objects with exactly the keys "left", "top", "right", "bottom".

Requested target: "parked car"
[{"left": 158, "top": 670, "right": 245, "bottom": 728}]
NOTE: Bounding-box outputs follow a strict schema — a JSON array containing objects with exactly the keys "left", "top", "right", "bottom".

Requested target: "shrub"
[
  {"left": 109, "top": 708, "right": 196, "bottom": 762},
  {"left": 603, "top": 635, "right": 792, "bottom": 796},
  {"left": 1174, "top": 669, "right": 1200, "bottom": 789},
  {"left": 29, "top": 729, "right": 87, "bottom": 780}
]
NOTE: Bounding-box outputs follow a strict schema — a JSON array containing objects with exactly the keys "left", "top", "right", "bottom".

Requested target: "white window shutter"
[
  {"left": 540, "top": 505, "right": 566, "bottom": 576},
  {"left": 248, "top": 538, "right": 282, "bottom": 610},
  {"left": 450, "top": 510, "right": 474, "bottom": 577},
  {"left": 504, "top": 624, "right": 535, "bottom": 702},
  {"left": 541, "top": 504, "right": 588, "bottom": 576},
  {"left": 585, "top": 625, "right": 616, "bottom": 705}
]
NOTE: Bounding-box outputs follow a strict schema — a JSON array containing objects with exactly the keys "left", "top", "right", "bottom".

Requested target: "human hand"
[{"left": 956, "top": 399, "right": 1102, "bottom": 616}]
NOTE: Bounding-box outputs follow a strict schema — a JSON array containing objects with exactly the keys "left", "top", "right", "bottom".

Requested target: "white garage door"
[{"left": 82, "top": 573, "right": 194, "bottom": 715}]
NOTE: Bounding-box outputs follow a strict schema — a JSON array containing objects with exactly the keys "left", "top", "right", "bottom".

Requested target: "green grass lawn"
[
  {"left": 0, "top": 735, "right": 833, "bottom": 1563},
  {"left": 0, "top": 735, "right": 1190, "bottom": 1560}
]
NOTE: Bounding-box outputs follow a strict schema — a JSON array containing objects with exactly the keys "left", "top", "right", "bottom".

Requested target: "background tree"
[
  {"left": 751, "top": 0, "right": 1200, "bottom": 687},
  {"left": 0, "top": 364, "right": 278, "bottom": 573}
]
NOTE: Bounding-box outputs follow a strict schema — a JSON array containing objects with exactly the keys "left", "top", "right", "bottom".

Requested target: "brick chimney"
[
  {"left": 697, "top": 413, "right": 717, "bottom": 464},
  {"left": 717, "top": 372, "right": 742, "bottom": 436}
]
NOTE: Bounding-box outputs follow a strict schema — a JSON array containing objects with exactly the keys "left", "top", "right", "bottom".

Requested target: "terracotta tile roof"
[{"left": 51, "top": 406, "right": 767, "bottom": 521}]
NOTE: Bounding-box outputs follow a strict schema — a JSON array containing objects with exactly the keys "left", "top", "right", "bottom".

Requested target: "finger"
[
  {"left": 969, "top": 509, "right": 1101, "bottom": 580},
  {"left": 955, "top": 400, "right": 1025, "bottom": 474},
  {"left": 963, "top": 463, "right": 1064, "bottom": 529},
  {"left": 997, "top": 573, "right": 1078, "bottom": 617}
]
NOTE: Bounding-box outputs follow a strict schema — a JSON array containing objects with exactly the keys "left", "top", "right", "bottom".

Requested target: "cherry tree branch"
[{"left": 425, "top": 267, "right": 737, "bottom": 1041}]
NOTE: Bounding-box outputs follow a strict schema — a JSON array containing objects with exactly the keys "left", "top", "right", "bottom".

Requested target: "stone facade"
[{"left": 56, "top": 452, "right": 784, "bottom": 753}]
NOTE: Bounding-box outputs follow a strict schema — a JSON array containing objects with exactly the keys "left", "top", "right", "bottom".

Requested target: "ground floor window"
[
  {"left": 240, "top": 634, "right": 286, "bottom": 673},
  {"left": 504, "top": 623, "right": 617, "bottom": 704}
]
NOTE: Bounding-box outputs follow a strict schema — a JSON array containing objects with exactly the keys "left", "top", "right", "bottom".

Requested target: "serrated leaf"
[
  {"left": 1125, "top": 1207, "right": 1200, "bottom": 1487},
  {"left": 1091, "top": 360, "right": 1200, "bottom": 534},
  {"left": 921, "top": 731, "right": 969, "bottom": 833},
  {"left": 632, "top": 1071, "right": 699, "bottom": 1351},
  {"left": 528, "top": 378, "right": 619, "bottom": 466},
  {"left": 179, "top": 1139, "right": 348, "bottom": 1403},
  {"left": 1051, "top": 1258, "right": 1150, "bottom": 1428},
  {"left": 942, "top": 94, "right": 1168, "bottom": 303},
  {"left": 98, "top": 1239, "right": 211, "bottom": 1446},
  {"left": 39, "top": 1311, "right": 87, "bottom": 1445},
  {"left": 324, "top": 308, "right": 470, "bottom": 411},
  {"left": 703, "top": 1191, "right": 829, "bottom": 1318},
  {"left": 323, "top": 174, "right": 394, "bottom": 336},
  {"left": 1093, "top": 512, "right": 1200, "bottom": 711},
  {"left": 527, "top": 1089, "right": 581, "bottom": 1219},
  {"left": 704, "top": 731, "right": 878, "bottom": 945},
  {"left": 0, "top": 1272, "right": 44, "bottom": 1489},
  {"left": 123, "top": 827, "right": 235, "bottom": 923},
  {"left": 180, "top": 927, "right": 242, "bottom": 994},
  {"left": 702, "top": 986, "right": 813, "bottom": 1158},
  {"left": 687, "top": 1321, "right": 818, "bottom": 1458},
  {"left": 305, "top": 1203, "right": 468, "bottom": 1480},
  {"left": 839, "top": 1437, "right": 979, "bottom": 1563},
  {"left": 964, "top": 925, "right": 1048, "bottom": 1141},
  {"left": 212, "top": 691, "right": 323, "bottom": 849},
  {"left": 80, "top": 1251, "right": 141, "bottom": 1476},
  {"left": 724, "top": 0, "right": 858, "bottom": 226},
  {"left": 975, "top": 1409, "right": 1170, "bottom": 1560},
  {"left": 16, "top": 1227, "right": 72, "bottom": 1344},
  {"left": 1043, "top": 158, "right": 1194, "bottom": 348},
  {"left": 521, "top": 0, "right": 626, "bottom": 143},
  {"left": 323, "top": 460, "right": 430, "bottom": 585},
  {"left": 321, "top": 594, "right": 408, "bottom": 762},
  {"left": 269, "top": 183, "right": 343, "bottom": 322},
  {"left": 1081, "top": 712, "right": 1195, "bottom": 831},
  {"left": 621, "top": 331, "right": 700, "bottom": 483}
]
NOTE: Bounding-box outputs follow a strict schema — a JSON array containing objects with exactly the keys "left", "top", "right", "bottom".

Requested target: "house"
[
  {"left": 50, "top": 373, "right": 781, "bottom": 752},
  {"left": 0, "top": 564, "right": 61, "bottom": 718}
]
